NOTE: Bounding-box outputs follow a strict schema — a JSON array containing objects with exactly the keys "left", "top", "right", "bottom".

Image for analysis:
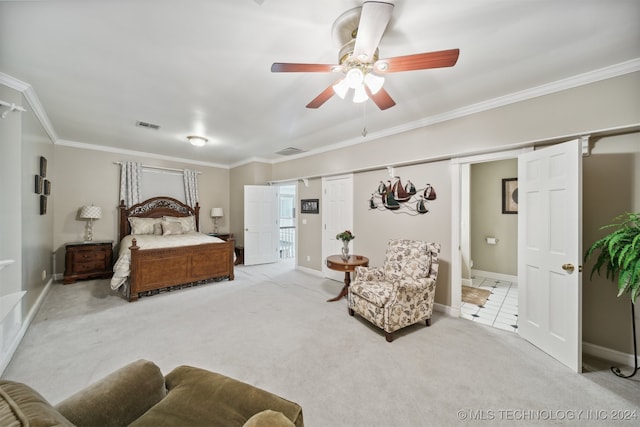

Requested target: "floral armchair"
[{"left": 347, "top": 239, "right": 440, "bottom": 342}]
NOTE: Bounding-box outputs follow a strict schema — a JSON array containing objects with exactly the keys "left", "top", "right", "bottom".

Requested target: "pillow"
[
  {"left": 161, "top": 221, "right": 183, "bottom": 236},
  {"left": 163, "top": 215, "right": 196, "bottom": 233},
  {"left": 153, "top": 222, "right": 163, "bottom": 235},
  {"left": 128, "top": 217, "right": 163, "bottom": 235}
]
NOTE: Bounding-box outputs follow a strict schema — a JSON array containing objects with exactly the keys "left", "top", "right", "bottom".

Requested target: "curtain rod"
[{"left": 113, "top": 162, "right": 201, "bottom": 174}]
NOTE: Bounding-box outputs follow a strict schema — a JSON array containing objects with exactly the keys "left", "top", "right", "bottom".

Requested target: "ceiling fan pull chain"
[{"left": 362, "top": 102, "right": 368, "bottom": 137}]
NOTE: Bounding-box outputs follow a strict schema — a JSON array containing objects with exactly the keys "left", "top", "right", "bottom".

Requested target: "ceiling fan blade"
[
  {"left": 306, "top": 83, "right": 337, "bottom": 109},
  {"left": 365, "top": 86, "right": 396, "bottom": 110},
  {"left": 271, "top": 63, "right": 339, "bottom": 73},
  {"left": 352, "top": 1, "right": 394, "bottom": 63},
  {"left": 374, "top": 48, "right": 460, "bottom": 73}
]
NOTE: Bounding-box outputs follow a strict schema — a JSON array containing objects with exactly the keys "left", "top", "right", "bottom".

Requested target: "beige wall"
[
  {"left": 52, "top": 145, "right": 230, "bottom": 275},
  {"left": 470, "top": 159, "right": 518, "bottom": 275},
  {"left": 296, "top": 178, "right": 322, "bottom": 270},
  {"left": 21, "top": 94, "right": 55, "bottom": 311},
  {"left": 354, "top": 161, "right": 453, "bottom": 305},
  {"left": 582, "top": 135, "right": 640, "bottom": 354}
]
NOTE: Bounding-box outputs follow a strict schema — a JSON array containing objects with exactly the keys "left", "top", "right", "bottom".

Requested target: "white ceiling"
[{"left": 1, "top": 0, "right": 639, "bottom": 167}]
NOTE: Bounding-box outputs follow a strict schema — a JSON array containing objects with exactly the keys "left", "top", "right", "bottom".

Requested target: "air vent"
[
  {"left": 136, "top": 120, "right": 160, "bottom": 130},
  {"left": 276, "top": 147, "right": 305, "bottom": 156}
]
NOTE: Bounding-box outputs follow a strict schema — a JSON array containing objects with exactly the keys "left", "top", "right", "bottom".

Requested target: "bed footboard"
[{"left": 128, "top": 239, "right": 235, "bottom": 302}]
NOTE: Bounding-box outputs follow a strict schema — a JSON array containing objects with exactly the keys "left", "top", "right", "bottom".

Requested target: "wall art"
[
  {"left": 368, "top": 177, "right": 436, "bottom": 215},
  {"left": 502, "top": 178, "right": 518, "bottom": 214},
  {"left": 301, "top": 198, "right": 319, "bottom": 214}
]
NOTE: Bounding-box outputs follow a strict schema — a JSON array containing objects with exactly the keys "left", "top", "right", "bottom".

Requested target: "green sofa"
[{"left": 0, "top": 359, "right": 304, "bottom": 427}]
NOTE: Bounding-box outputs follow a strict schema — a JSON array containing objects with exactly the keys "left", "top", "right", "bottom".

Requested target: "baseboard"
[
  {"left": 0, "top": 279, "right": 52, "bottom": 375},
  {"left": 295, "top": 265, "right": 324, "bottom": 278},
  {"left": 461, "top": 278, "right": 472, "bottom": 287},
  {"left": 434, "top": 302, "right": 460, "bottom": 318},
  {"left": 583, "top": 341, "right": 640, "bottom": 368},
  {"left": 471, "top": 269, "right": 517, "bottom": 283}
]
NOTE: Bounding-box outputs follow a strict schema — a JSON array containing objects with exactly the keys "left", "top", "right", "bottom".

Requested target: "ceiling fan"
[{"left": 271, "top": 1, "right": 460, "bottom": 110}]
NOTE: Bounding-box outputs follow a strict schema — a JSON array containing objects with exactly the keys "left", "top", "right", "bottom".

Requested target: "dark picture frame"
[
  {"left": 44, "top": 179, "right": 51, "bottom": 196},
  {"left": 39, "top": 156, "right": 47, "bottom": 177},
  {"left": 34, "top": 175, "right": 43, "bottom": 194},
  {"left": 301, "top": 198, "right": 319, "bottom": 214},
  {"left": 502, "top": 178, "right": 518, "bottom": 214},
  {"left": 40, "top": 195, "right": 47, "bottom": 215}
]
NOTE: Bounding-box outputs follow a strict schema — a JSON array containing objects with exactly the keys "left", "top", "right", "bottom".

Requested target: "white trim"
[
  {"left": 270, "top": 59, "right": 640, "bottom": 165},
  {"left": 470, "top": 269, "right": 518, "bottom": 283},
  {"left": 434, "top": 302, "right": 459, "bottom": 318},
  {"left": 0, "top": 279, "right": 52, "bottom": 375},
  {"left": 57, "top": 139, "right": 229, "bottom": 170},
  {"left": 295, "top": 265, "right": 324, "bottom": 278},
  {"left": 23, "top": 86, "right": 58, "bottom": 142},
  {"left": 583, "top": 341, "right": 640, "bottom": 371}
]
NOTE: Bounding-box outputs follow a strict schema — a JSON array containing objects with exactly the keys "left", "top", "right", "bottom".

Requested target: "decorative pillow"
[
  {"left": 129, "top": 217, "right": 163, "bottom": 235},
  {"left": 163, "top": 215, "right": 196, "bottom": 233},
  {"left": 161, "top": 221, "right": 183, "bottom": 236},
  {"left": 153, "top": 223, "right": 163, "bottom": 235}
]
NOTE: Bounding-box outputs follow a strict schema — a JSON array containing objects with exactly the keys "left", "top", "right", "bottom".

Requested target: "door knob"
[{"left": 562, "top": 263, "right": 575, "bottom": 273}]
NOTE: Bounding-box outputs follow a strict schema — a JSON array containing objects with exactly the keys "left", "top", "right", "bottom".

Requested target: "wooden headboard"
[{"left": 118, "top": 197, "right": 200, "bottom": 242}]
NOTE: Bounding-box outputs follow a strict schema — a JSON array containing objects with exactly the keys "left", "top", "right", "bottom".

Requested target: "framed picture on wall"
[
  {"left": 40, "top": 195, "right": 47, "bottom": 215},
  {"left": 35, "top": 175, "right": 43, "bottom": 194},
  {"left": 44, "top": 179, "right": 51, "bottom": 196},
  {"left": 502, "top": 178, "right": 518, "bottom": 214},
  {"left": 301, "top": 199, "right": 319, "bottom": 214},
  {"left": 39, "top": 156, "right": 47, "bottom": 177}
]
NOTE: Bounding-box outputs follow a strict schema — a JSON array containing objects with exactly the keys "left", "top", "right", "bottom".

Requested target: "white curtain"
[
  {"left": 183, "top": 169, "right": 199, "bottom": 207},
  {"left": 119, "top": 161, "right": 142, "bottom": 207}
]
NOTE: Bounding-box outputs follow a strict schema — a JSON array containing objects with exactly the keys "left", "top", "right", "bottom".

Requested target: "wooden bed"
[{"left": 118, "top": 197, "right": 234, "bottom": 302}]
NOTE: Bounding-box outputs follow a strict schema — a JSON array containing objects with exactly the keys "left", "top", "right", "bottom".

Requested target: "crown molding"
[
  {"left": 0, "top": 72, "right": 58, "bottom": 143},
  {"left": 271, "top": 58, "right": 640, "bottom": 165},
  {"left": 56, "top": 139, "right": 230, "bottom": 170}
]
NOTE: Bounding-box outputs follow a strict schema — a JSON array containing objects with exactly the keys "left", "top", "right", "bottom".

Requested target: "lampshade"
[
  {"left": 187, "top": 135, "right": 208, "bottom": 147},
  {"left": 80, "top": 205, "right": 102, "bottom": 219},
  {"left": 211, "top": 207, "right": 224, "bottom": 218},
  {"left": 352, "top": 84, "right": 368, "bottom": 103},
  {"left": 364, "top": 73, "right": 385, "bottom": 94}
]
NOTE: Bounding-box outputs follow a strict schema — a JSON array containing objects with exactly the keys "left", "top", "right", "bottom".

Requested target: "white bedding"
[{"left": 110, "top": 232, "right": 227, "bottom": 290}]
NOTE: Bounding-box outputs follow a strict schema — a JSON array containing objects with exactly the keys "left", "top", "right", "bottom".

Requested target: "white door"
[
  {"left": 322, "top": 175, "right": 353, "bottom": 281},
  {"left": 244, "top": 185, "right": 279, "bottom": 266},
  {"left": 518, "top": 139, "right": 582, "bottom": 372}
]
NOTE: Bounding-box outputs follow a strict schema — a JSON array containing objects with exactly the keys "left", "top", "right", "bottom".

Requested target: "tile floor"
[{"left": 460, "top": 275, "right": 519, "bottom": 333}]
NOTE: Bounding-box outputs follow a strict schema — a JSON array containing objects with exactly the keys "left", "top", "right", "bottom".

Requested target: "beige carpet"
[
  {"left": 3, "top": 261, "right": 639, "bottom": 426},
  {"left": 462, "top": 285, "right": 491, "bottom": 306}
]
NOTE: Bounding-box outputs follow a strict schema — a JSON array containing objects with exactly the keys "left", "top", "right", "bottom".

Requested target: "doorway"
[
  {"left": 460, "top": 159, "right": 519, "bottom": 333},
  {"left": 278, "top": 183, "right": 297, "bottom": 262}
]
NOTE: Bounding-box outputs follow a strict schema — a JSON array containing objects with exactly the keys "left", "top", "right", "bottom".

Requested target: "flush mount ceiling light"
[{"left": 187, "top": 135, "right": 208, "bottom": 147}]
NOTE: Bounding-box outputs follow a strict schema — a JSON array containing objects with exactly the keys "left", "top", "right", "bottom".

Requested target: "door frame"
[
  {"left": 450, "top": 148, "right": 532, "bottom": 317},
  {"left": 321, "top": 174, "right": 354, "bottom": 281}
]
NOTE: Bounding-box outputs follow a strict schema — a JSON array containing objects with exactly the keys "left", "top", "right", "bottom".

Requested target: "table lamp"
[
  {"left": 80, "top": 205, "right": 102, "bottom": 241},
  {"left": 211, "top": 207, "right": 223, "bottom": 234}
]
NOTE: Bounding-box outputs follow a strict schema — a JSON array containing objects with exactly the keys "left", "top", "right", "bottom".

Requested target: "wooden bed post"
[{"left": 128, "top": 238, "right": 140, "bottom": 302}]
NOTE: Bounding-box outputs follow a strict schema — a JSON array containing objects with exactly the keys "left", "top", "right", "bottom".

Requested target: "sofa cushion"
[
  {"left": 130, "top": 365, "right": 303, "bottom": 427},
  {"left": 55, "top": 359, "right": 165, "bottom": 427},
  {"left": 0, "top": 380, "right": 74, "bottom": 427}
]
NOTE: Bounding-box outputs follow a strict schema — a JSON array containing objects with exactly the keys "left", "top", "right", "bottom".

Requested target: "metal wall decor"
[
  {"left": 368, "top": 177, "right": 436, "bottom": 215},
  {"left": 36, "top": 156, "right": 50, "bottom": 215}
]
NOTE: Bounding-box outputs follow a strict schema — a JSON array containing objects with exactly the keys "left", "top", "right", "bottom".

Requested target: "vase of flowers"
[{"left": 336, "top": 230, "right": 355, "bottom": 260}]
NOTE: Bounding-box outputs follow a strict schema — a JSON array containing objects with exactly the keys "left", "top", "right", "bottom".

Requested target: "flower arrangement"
[{"left": 336, "top": 230, "right": 355, "bottom": 242}]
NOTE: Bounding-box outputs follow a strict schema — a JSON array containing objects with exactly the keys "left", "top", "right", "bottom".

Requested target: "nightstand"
[
  {"left": 63, "top": 241, "right": 113, "bottom": 284},
  {"left": 207, "top": 233, "right": 233, "bottom": 241}
]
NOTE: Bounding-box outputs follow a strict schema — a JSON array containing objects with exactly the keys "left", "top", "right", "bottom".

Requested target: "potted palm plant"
[{"left": 584, "top": 212, "right": 640, "bottom": 378}]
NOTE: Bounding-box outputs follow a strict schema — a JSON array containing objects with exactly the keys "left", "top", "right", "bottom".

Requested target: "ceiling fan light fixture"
[
  {"left": 364, "top": 72, "right": 385, "bottom": 94},
  {"left": 353, "top": 84, "right": 368, "bottom": 103},
  {"left": 345, "top": 67, "right": 364, "bottom": 88},
  {"left": 187, "top": 135, "right": 208, "bottom": 147},
  {"left": 333, "top": 78, "right": 349, "bottom": 99}
]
